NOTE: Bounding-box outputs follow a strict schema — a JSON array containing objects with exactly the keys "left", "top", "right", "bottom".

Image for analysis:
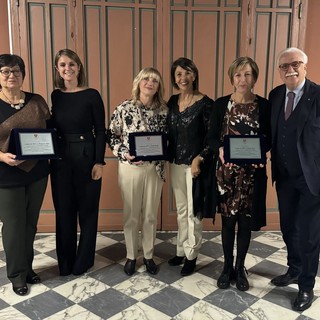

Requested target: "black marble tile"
[
  {"left": 96, "top": 242, "right": 127, "bottom": 261},
  {"left": 142, "top": 286, "right": 199, "bottom": 317},
  {"left": 200, "top": 240, "right": 224, "bottom": 259},
  {"left": 203, "top": 288, "right": 258, "bottom": 315},
  {"left": 79, "top": 287, "right": 137, "bottom": 319},
  {"left": 14, "top": 290, "right": 74, "bottom": 319},
  {"left": 90, "top": 263, "right": 131, "bottom": 286}
]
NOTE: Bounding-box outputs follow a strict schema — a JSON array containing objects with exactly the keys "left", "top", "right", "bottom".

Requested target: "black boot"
[
  {"left": 217, "top": 258, "right": 235, "bottom": 289},
  {"left": 235, "top": 257, "right": 249, "bottom": 291}
]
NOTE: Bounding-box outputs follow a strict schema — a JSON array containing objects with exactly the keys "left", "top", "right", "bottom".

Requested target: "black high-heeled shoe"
[{"left": 12, "top": 284, "right": 28, "bottom": 296}]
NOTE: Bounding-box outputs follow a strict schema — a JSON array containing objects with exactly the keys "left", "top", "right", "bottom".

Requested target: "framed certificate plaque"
[
  {"left": 129, "top": 132, "right": 168, "bottom": 161},
  {"left": 223, "top": 134, "right": 267, "bottom": 165},
  {"left": 9, "top": 128, "right": 60, "bottom": 160}
]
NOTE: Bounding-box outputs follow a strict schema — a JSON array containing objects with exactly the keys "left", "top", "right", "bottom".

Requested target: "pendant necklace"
[{"left": 1, "top": 90, "right": 25, "bottom": 110}]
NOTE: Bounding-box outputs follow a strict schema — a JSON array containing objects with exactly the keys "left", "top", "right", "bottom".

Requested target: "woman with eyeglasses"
[{"left": 0, "top": 54, "right": 50, "bottom": 295}]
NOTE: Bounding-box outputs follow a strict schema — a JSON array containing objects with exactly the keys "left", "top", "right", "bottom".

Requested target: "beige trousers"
[
  {"left": 118, "top": 162, "right": 163, "bottom": 260},
  {"left": 170, "top": 163, "right": 203, "bottom": 260}
]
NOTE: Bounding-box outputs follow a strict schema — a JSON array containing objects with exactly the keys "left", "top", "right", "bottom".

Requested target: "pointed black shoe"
[
  {"left": 124, "top": 259, "right": 136, "bottom": 276},
  {"left": 293, "top": 290, "right": 314, "bottom": 311},
  {"left": 168, "top": 256, "right": 185, "bottom": 266},
  {"left": 143, "top": 258, "right": 159, "bottom": 275},
  {"left": 12, "top": 284, "right": 28, "bottom": 296},
  {"left": 181, "top": 257, "right": 197, "bottom": 276},
  {"left": 271, "top": 272, "right": 299, "bottom": 286}
]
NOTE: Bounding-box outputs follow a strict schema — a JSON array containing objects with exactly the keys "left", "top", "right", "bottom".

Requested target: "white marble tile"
[
  {"left": 32, "top": 253, "right": 58, "bottom": 271},
  {"left": 0, "top": 306, "right": 31, "bottom": 320},
  {"left": 113, "top": 273, "right": 167, "bottom": 301},
  {"left": 244, "top": 253, "right": 264, "bottom": 269},
  {"left": 171, "top": 273, "right": 217, "bottom": 299},
  {"left": 0, "top": 282, "right": 50, "bottom": 305},
  {"left": 265, "top": 248, "right": 288, "bottom": 266},
  {"left": 53, "top": 276, "right": 109, "bottom": 303},
  {"left": 252, "top": 232, "right": 285, "bottom": 249},
  {"left": 34, "top": 235, "right": 56, "bottom": 253},
  {"left": 174, "top": 300, "right": 235, "bottom": 320},
  {"left": 302, "top": 296, "right": 320, "bottom": 319},
  {"left": 109, "top": 302, "right": 171, "bottom": 320},
  {"left": 43, "top": 304, "right": 103, "bottom": 320},
  {"left": 246, "top": 273, "right": 275, "bottom": 298},
  {"left": 95, "top": 233, "right": 118, "bottom": 250},
  {"left": 239, "top": 299, "right": 298, "bottom": 320}
]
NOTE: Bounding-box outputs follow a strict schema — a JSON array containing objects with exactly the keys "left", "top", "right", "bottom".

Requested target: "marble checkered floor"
[{"left": 0, "top": 231, "right": 320, "bottom": 320}]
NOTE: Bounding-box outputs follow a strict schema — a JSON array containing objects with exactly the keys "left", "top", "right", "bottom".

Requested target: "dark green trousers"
[{"left": 0, "top": 177, "right": 48, "bottom": 286}]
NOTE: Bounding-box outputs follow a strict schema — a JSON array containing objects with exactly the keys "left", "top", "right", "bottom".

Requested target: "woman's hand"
[
  {"left": 124, "top": 152, "right": 143, "bottom": 165},
  {"left": 219, "top": 147, "right": 235, "bottom": 167},
  {"left": 0, "top": 152, "right": 24, "bottom": 166},
  {"left": 92, "top": 164, "right": 103, "bottom": 180},
  {"left": 191, "top": 155, "right": 203, "bottom": 178}
]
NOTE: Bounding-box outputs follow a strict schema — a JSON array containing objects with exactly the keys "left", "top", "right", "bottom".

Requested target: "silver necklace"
[{"left": 1, "top": 90, "right": 25, "bottom": 109}]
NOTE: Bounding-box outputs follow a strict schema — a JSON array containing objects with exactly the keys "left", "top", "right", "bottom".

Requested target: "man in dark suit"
[{"left": 269, "top": 47, "right": 320, "bottom": 311}]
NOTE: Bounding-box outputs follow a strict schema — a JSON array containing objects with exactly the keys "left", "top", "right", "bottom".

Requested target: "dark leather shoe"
[
  {"left": 168, "top": 256, "right": 185, "bottom": 266},
  {"left": 12, "top": 284, "right": 28, "bottom": 296},
  {"left": 181, "top": 258, "right": 197, "bottom": 276},
  {"left": 271, "top": 272, "right": 299, "bottom": 286},
  {"left": 143, "top": 258, "right": 159, "bottom": 275},
  {"left": 26, "top": 272, "right": 41, "bottom": 284},
  {"left": 124, "top": 259, "right": 136, "bottom": 276},
  {"left": 293, "top": 290, "right": 314, "bottom": 311},
  {"left": 235, "top": 266, "right": 249, "bottom": 291},
  {"left": 217, "top": 267, "right": 235, "bottom": 289}
]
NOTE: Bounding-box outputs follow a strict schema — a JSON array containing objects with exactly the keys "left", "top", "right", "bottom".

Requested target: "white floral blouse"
[{"left": 108, "top": 99, "right": 168, "bottom": 181}]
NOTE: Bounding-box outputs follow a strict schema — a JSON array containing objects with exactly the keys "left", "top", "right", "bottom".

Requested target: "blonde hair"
[
  {"left": 228, "top": 56, "right": 259, "bottom": 85},
  {"left": 131, "top": 67, "right": 166, "bottom": 110}
]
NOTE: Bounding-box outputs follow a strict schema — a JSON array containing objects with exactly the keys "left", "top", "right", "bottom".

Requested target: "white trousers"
[
  {"left": 118, "top": 162, "right": 163, "bottom": 260},
  {"left": 170, "top": 163, "right": 203, "bottom": 260}
]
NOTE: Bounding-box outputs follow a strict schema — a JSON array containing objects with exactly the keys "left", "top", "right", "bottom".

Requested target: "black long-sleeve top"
[
  {"left": 167, "top": 94, "right": 214, "bottom": 165},
  {"left": 50, "top": 88, "right": 106, "bottom": 164}
]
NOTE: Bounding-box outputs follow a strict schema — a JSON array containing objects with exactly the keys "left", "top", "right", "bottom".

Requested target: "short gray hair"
[{"left": 277, "top": 47, "right": 308, "bottom": 66}]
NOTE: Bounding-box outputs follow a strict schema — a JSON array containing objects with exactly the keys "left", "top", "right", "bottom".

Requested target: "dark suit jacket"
[
  {"left": 269, "top": 79, "right": 320, "bottom": 196},
  {"left": 207, "top": 94, "right": 271, "bottom": 230}
]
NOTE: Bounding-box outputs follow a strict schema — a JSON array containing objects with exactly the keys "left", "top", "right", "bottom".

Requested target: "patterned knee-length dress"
[{"left": 217, "top": 99, "right": 260, "bottom": 217}]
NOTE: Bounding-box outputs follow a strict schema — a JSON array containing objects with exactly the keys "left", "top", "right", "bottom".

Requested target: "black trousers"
[
  {"left": 276, "top": 174, "right": 320, "bottom": 291},
  {"left": 0, "top": 177, "right": 48, "bottom": 286},
  {"left": 51, "top": 138, "right": 102, "bottom": 275}
]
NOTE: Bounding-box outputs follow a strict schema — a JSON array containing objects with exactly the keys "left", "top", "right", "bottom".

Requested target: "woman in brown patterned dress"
[{"left": 207, "top": 57, "right": 271, "bottom": 291}]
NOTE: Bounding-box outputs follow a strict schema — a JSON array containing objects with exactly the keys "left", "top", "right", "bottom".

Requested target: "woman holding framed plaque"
[
  {"left": 50, "top": 49, "right": 106, "bottom": 276},
  {"left": 107, "top": 67, "right": 167, "bottom": 276},
  {"left": 0, "top": 54, "right": 50, "bottom": 295},
  {"left": 207, "top": 57, "right": 271, "bottom": 291},
  {"left": 167, "top": 57, "right": 214, "bottom": 276}
]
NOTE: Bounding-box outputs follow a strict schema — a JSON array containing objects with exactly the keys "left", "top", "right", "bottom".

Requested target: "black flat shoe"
[
  {"left": 13, "top": 284, "right": 28, "bottom": 296},
  {"left": 143, "top": 258, "right": 159, "bottom": 275},
  {"left": 124, "top": 259, "right": 136, "bottom": 276},
  {"left": 26, "top": 273, "right": 41, "bottom": 284},
  {"left": 271, "top": 272, "right": 299, "bottom": 286},
  {"left": 168, "top": 256, "right": 185, "bottom": 266},
  {"left": 181, "top": 257, "right": 197, "bottom": 276},
  {"left": 293, "top": 290, "right": 314, "bottom": 311}
]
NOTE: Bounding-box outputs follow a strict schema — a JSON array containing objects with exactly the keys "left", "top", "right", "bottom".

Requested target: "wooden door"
[{"left": 8, "top": 0, "right": 307, "bottom": 231}]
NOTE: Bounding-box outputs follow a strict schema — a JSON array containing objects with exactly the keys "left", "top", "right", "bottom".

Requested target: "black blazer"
[
  {"left": 207, "top": 94, "right": 271, "bottom": 230},
  {"left": 269, "top": 79, "right": 320, "bottom": 196}
]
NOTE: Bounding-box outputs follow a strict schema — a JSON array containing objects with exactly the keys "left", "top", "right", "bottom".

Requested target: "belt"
[{"left": 58, "top": 132, "right": 94, "bottom": 142}]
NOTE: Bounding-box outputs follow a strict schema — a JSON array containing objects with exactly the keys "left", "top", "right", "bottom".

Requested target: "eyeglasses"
[
  {"left": 278, "top": 61, "right": 304, "bottom": 71},
  {"left": 0, "top": 69, "right": 22, "bottom": 77}
]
